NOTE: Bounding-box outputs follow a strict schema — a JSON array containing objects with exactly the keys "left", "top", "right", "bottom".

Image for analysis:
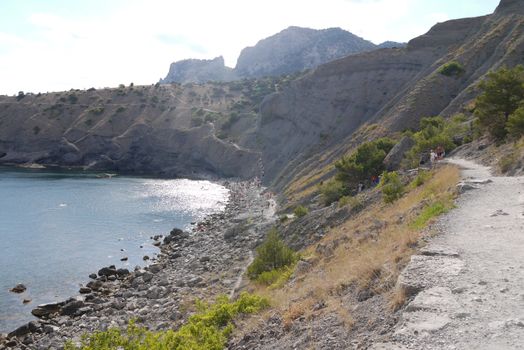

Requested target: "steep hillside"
[
  {"left": 257, "top": 0, "right": 524, "bottom": 196},
  {"left": 1, "top": 0, "right": 523, "bottom": 193}
]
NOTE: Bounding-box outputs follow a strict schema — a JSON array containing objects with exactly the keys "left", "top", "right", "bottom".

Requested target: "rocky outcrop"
[
  {"left": 161, "top": 27, "right": 379, "bottom": 84},
  {"left": 235, "top": 26, "right": 376, "bottom": 78},
  {"left": 384, "top": 136, "right": 415, "bottom": 171},
  {"left": 160, "top": 56, "right": 237, "bottom": 84}
]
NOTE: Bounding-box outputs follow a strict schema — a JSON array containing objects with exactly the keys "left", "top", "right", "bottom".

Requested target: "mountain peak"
[{"left": 495, "top": 0, "right": 524, "bottom": 14}]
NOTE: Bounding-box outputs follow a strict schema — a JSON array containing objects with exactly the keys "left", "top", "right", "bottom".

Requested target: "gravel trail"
[{"left": 374, "top": 158, "right": 524, "bottom": 350}]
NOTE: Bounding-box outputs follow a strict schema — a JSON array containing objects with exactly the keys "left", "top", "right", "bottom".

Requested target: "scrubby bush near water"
[{"left": 64, "top": 293, "right": 268, "bottom": 350}]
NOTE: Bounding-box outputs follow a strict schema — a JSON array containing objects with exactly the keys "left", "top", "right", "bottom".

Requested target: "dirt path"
[{"left": 373, "top": 158, "right": 524, "bottom": 350}]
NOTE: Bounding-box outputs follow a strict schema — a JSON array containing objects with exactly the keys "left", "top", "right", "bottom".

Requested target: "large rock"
[
  {"left": 9, "top": 284, "right": 27, "bottom": 293},
  {"left": 98, "top": 266, "right": 117, "bottom": 277},
  {"left": 383, "top": 136, "right": 415, "bottom": 171},
  {"left": 161, "top": 56, "right": 237, "bottom": 84},
  {"left": 31, "top": 302, "right": 64, "bottom": 318}
]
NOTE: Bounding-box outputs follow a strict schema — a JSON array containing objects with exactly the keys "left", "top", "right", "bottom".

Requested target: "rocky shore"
[{"left": 1, "top": 181, "right": 276, "bottom": 350}]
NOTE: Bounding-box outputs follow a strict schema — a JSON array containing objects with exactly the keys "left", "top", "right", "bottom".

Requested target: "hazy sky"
[{"left": 0, "top": 0, "right": 500, "bottom": 94}]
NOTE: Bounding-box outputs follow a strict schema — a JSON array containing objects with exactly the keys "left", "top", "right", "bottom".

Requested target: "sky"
[{"left": 0, "top": 0, "right": 500, "bottom": 95}]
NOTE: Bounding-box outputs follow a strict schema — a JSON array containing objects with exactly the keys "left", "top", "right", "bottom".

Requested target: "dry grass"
[
  {"left": 389, "top": 287, "right": 407, "bottom": 312},
  {"left": 247, "top": 165, "right": 460, "bottom": 329}
]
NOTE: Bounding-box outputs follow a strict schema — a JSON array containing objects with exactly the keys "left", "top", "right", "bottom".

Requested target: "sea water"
[{"left": 0, "top": 167, "right": 229, "bottom": 333}]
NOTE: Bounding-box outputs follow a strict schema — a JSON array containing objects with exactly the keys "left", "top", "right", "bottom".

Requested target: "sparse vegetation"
[
  {"left": 380, "top": 171, "right": 405, "bottom": 203},
  {"left": 410, "top": 200, "right": 453, "bottom": 230},
  {"left": 320, "top": 179, "right": 349, "bottom": 206},
  {"left": 335, "top": 138, "right": 395, "bottom": 187},
  {"left": 33, "top": 126, "right": 41, "bottom": 135},
  {"left": 404, "top": 115, "right": 468, "bottom": 168},
  {"left": 438, "top": 61, "right": 465, "bottom": 77},
  {"left": 293, "top": 205, "right": 309, "bottom": 218},
  {"left": 247, "top": 228, "right": 298, "bottom": 281},
  {"left": 64, "top": 293, "right": 268, "bottom": 350}
]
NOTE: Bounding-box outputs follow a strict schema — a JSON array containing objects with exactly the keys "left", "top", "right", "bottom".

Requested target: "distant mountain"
[
  {"left": 161, "top": 26, "right": 399, "bottom": 84},
  {"left": 234, "top": 26, "right": 376, "bottom": 78},
  {"left": 160, "top": 56, "right": 237, "bottom": 84},
  {"left": 377, "top": 41, "right": 406, "bottom": 49}
]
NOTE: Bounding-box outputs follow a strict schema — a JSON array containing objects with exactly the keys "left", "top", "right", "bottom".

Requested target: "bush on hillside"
[
  {"left": 293, "top": 205, "right": 309, "bottom": 218},
  {"left": 506, "top": 106, "right": 524, "bottom": 137},
  {"left": 381, "top": 171, "right": 404, "bottom": 204},
  {"left": 335, "top": 138, "right": 395, "bottom": 187},
  {"left": 247, "top": 228, "right": 298, "bottom": 280},
  {"left": 475, "top": 65, "right": 524, "bottom": 140},
  {"left": 404, "top": 115, "right": 468, "bottom": 168},
  {"left": 438, "top": 61, "right": 465, "bottom": 77},
  {"left": 320, "top": 179, "right": 349, "bottom": 206},
  {"left": 64, "top": 293, "right": 268, "bottom": 350}
]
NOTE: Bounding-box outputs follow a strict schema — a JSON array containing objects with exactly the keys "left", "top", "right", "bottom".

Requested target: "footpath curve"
[{"left": 373, "top": 158, "right": 524, "bottom": 350}]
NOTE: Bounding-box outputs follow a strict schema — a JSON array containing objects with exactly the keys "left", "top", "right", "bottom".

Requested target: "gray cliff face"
[
  {"left": 161, "top": 27, "right": 378, "bottom": 84},
  {"left": 161, "top": 56, "right": 237, "bottom": 84},
  {"left": 234, "top": 26, "right": 376, "bottom": 78}
]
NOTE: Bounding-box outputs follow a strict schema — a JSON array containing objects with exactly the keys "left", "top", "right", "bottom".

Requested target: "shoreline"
[{"left": 1, "top": 180, "right": 276, "bottom": 349}]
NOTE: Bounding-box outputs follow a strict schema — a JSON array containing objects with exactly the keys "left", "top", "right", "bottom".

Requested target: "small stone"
[
  {"left": 120, "top": 256, "right": 128, "bottom": 261},
  {"left": 143, "top": 255, "right": 150, "bottom": 261},
  {"left": 22, "top": 299, "right": 31, "bottom": 304},
  {"left": 10, "top": 284, "right": 27, "bottom": 293},
  {"left": 79, "top": 287, "right": 91, "bottom": 294},
  {"left": 89, "top": 273, "right": 97, "bottom": 279}
]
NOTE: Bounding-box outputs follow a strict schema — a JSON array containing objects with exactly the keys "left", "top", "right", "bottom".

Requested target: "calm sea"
[{"left": 0, "top": 167, "right": 229, "bottom": 333}]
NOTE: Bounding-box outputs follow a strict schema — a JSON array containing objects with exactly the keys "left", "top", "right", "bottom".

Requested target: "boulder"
[
  {"left": 60, "top": 300, "right": 85, "bottom": 316},
  {"left": 79, "top": 287, "right": 91, "bottom": 294},
  {"left": 86, "top": 280, "right": 103, "bottom": 291},
  {"left": 98, "top": 266, "right": 117, "bottom": 277},
  {"left": 383, "top": 136, "right": 415, "bottom": 171},
  {"left": 31, "top": 302, "right": 63, "bottom": 318},
  {"left": 116, "top": 268, "right": 130, "bottom": 277},
  {"left": 10, "top": 284, "right": 27, "bottom": 293}
]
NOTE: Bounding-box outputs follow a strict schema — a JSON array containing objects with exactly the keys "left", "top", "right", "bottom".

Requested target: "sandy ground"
[{"left": 373, "top": 158, "right": 524, "bottom": 350}]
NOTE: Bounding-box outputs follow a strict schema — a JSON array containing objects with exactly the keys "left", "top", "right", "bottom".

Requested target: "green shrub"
[
  {"left": 410, "top": 201, "right": 453, "bottom": 229},
  {"left": 404, "top": 116, "right": 467, "bottom": 168},
  {"left": 247, "top": 228, "right": 298, "bottom": 280},
  {"left": 381, "top": 171, "right": 404, "bottom": 204},
  {"left": 88, "top": 106, "right": 105, "bottom": 115},
  {"left": 338, "top": 195, "right": 364, "bottom": 211},
  {"left": 498, "top": 152, "right": 518, "bottom": 173},
  {"left": 116, "top": 106, "right": 126, "bottom": 113},
  {"left": 335, "top": 138, "right": 395, "bottom": 187},
  {"left": 221, "top": 112, "right": 240, "bottom": 130},
  {"left": 64, "top": 293, "right": 268, "bottom": 350},
  {"left": 320, "top": 179, "right": 349, "bottom": 206},
  {"left": 475, "top": 65, "right": 524, "bottom": 140},
  {"left": 256, "top": 265, "right": 295, "bottom": 288},
  {"left": 410, "top": 170, "right": 432, "bottom": 188},
  {"left": 68, "top": 94, "right": 78, "bottom": 104},
  {"left": 506, "top": 106, "right": 524, "bottom": 137},
  {"left": 293, "top": 205, "right": 308, "bottom": 218},
  {"left": 279, "top": 215, "right": 289, "bottom": 223},
  {"left": 438, "top": 61, "right": 465, "bottom": 77},
  {"left": 33, "top": 126, "right": 41, "bottom": 135}
]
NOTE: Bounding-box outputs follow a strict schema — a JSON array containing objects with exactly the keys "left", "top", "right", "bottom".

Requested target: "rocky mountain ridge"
[
  {"left": 161, "top": 26, "right": 404, "bottom": 84},
  {"left": 1, "top": 1, "right": 522, "bottom": 193}
]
